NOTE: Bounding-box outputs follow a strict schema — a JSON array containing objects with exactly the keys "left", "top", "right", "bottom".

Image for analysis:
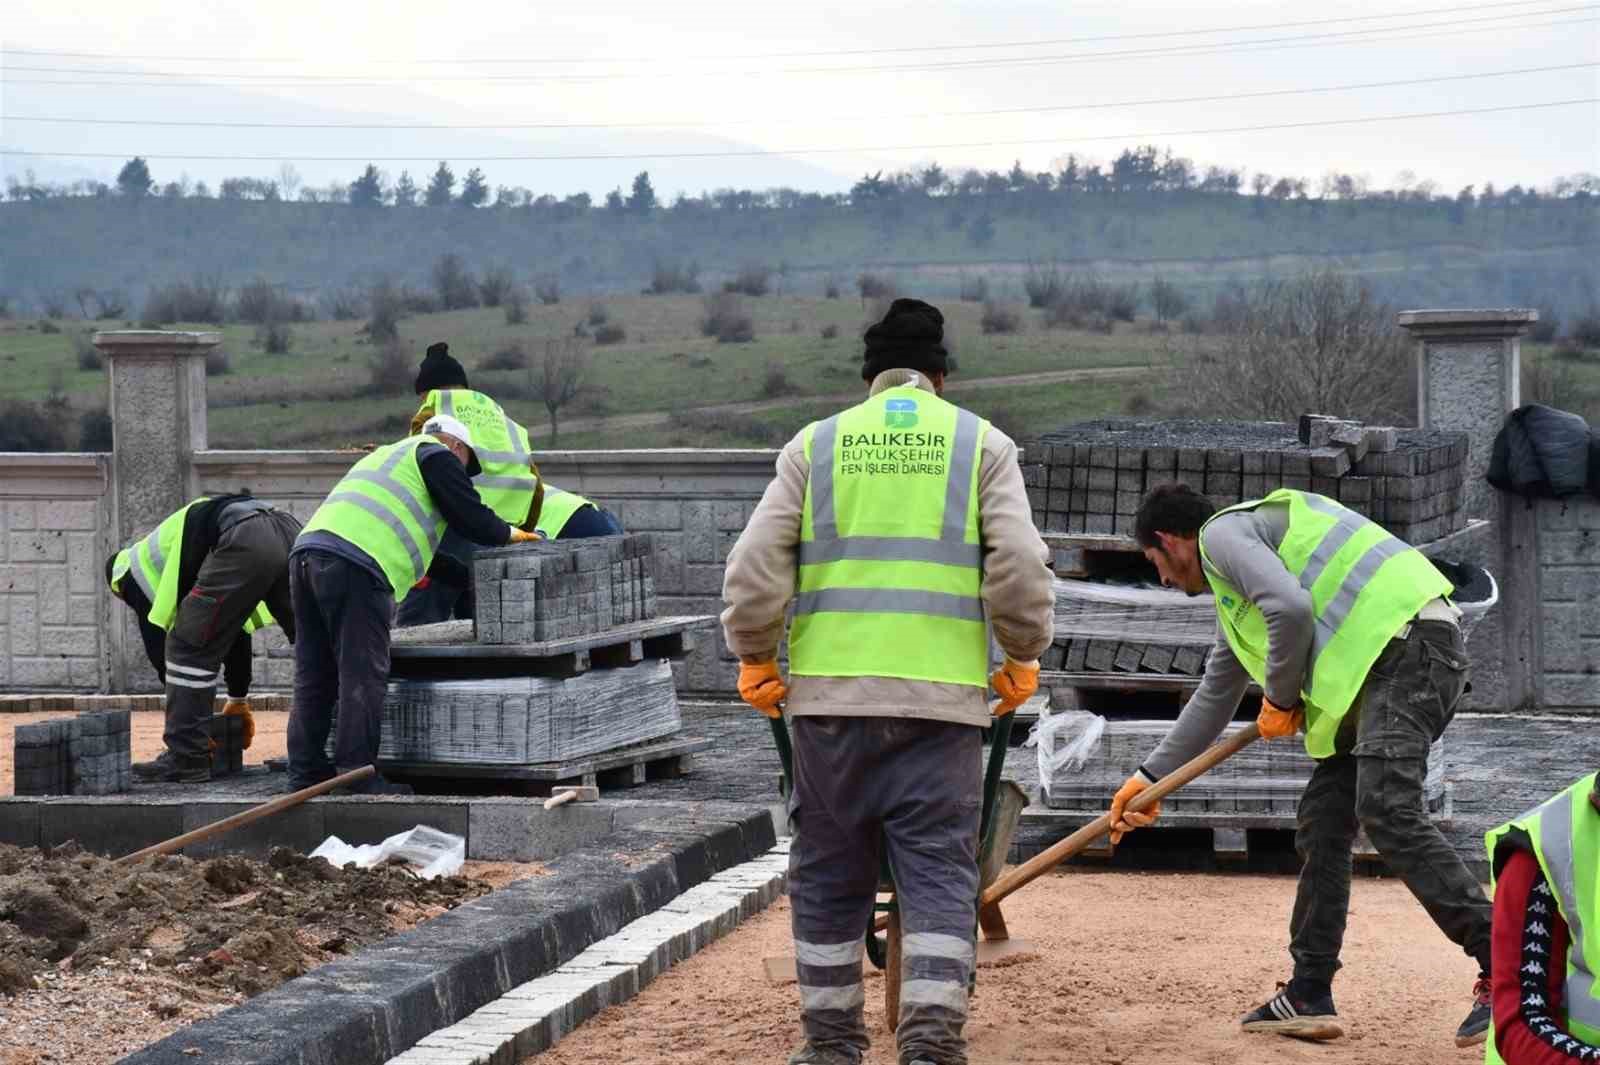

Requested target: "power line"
[
  {"left": 0, "top": 0, "right": 1569, "bottom": 65},
  {"left": 4, "top": 63, "right": 1594, "bottom": 131},
  {"left": 3, "top": 6, "right": 1594, "bottom": 84},
  {"left": 3, "top": 98, "right": 1592, "bottom": 163}
]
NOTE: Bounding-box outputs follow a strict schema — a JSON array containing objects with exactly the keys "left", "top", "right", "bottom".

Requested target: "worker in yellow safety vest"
[
  {"left": 1483, "top": 771, "right": 1600, "bottom": 1064},
  {"left": 106, "top": 495, "right": 301, "bottom": 782},
  {"left": 721, "top": 298, "right": 1055, "bottom": 1065},
  {"left": 1113, "top": 482, "right": 1492, "bottom": 1047},
  {"left": 286, "top": 414, "right": 538, "bottom": 793},
  {"left": 397, "top": 342, "right": 622, "bottom": 626}
]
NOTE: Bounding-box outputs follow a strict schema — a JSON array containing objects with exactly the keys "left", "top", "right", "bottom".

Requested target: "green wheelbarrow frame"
[{"left": 769, "top": 709, "right": 1027, "bottom": 1029}]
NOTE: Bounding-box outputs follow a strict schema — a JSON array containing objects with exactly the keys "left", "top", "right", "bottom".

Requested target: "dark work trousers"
[
  {"left": 1289, "top": 619, "right": 1493, "bottom": 989},
  {"left": 163, "top": 510, "right": 298, "bottom": 764},
  {"left": 286, "top": 550, "right": 395, "bottom": 789},
  {"left": 789, "top": 716, "right": 982, "bottom": 1065},
  {"left": 395, "top": 508, "right": 623, "bottom": 626}
]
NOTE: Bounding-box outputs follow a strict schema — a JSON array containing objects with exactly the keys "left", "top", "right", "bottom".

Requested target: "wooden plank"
[{"left": 381, "top": 735, "right": 713, "bottom": 781}]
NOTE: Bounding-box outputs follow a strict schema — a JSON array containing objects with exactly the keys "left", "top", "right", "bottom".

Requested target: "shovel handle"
[{"left": 979, "top": 723, "right": 1261, "bottom": 909}]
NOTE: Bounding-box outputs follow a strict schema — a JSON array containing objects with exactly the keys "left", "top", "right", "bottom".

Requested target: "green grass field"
[{"left": 0, "top": 294, "right": 1168, "bottom": 449}]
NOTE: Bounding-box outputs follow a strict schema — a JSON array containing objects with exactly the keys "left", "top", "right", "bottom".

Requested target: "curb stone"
[{"left": 387, "top": 839, "right": 790, "bottom": 1064}]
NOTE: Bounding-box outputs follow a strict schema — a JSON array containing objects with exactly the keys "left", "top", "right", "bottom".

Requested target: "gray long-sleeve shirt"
[{"left": 1140, "top": 501, "right": 1315, "bottom": 779}]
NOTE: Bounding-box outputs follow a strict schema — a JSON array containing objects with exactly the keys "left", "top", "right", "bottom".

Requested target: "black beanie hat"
[
  {"left": 861, "top": 298, "right": 950, "bottom": 383},
  {"left": 414, "top": 342, "right": 469, "bottom": 395}
]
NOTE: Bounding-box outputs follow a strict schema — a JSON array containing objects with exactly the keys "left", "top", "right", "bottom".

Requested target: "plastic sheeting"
[
  {"left": 1054, "top": 579, "right": 1216, "bottom": 645},
  {"left": 310, "top": 825, "right": 465, "bottom": 880}
]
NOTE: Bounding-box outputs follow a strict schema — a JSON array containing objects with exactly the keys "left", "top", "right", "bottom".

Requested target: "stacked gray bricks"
[
  {"left": 204, "top": 713, "right": 246, "bottom": 777},
  {"left": 13, "top": 710, "right": 132, "bottom": 795},
  {"left": 473, "top": 534, "right": 658, "bottom": 645},
  {"left": 1025, "top": 418, "right": 1469, "bottom": 547}
]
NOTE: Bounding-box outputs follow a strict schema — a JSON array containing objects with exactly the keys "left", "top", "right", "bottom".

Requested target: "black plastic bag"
[{"left": 1486, "top": 403, "right": 1591, "bottom": 499}]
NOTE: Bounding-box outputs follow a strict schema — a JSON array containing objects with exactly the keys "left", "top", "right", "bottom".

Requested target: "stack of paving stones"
[
  {"left": 204, "top": 712, "right": 247, "bottom": 777},
  {"left": 379, "top": 659, "right": 681, "bottom": 765},
  {"left": 1042, "top": 577, "right": 1215, "bottom": 676},
  {"left": 1023, "top": 417, "right": 1469, "bottom": 545},
  {"left": 1038, "top": 719, "right": 1445, "bottom": 813},
  {"left": 473, "top": 534, "right": 658, "bottom": 645},
  {"left": 13, "top": 710, "right": 131, "bottom": 795}
]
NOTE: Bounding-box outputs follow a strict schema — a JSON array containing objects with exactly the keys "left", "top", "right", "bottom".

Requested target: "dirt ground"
[
  {"left": 0, "top": 710, "right": 291, "bottom": 795},
  {"left": 0, "top": 841, "right": 547, "bottom": 1065},
  {"left": 536, "top": 870, "right": 1487, "bottom": 1065}
]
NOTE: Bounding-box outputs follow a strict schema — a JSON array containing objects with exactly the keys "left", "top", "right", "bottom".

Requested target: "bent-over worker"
[
  {"left": 721, "top": 298, "right": 1054, "bottom": 1065},
  {"left": 107, "top": 494, "right": 300, "bottom": 782},
  {"left": 1115, "top": 483, "right": 1492, "bottom": 1047},
  {"left": 1484, "top": 771, "right": 1600, "bottom": 1064},
  {"left": 287, "top": 413, "right": 538, "bottom": 792},
  {"left": 397, "top": 342, "right": 620, "bottom": 626}
]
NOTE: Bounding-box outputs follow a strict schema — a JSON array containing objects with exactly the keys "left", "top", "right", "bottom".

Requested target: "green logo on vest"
[{"left": 885, "top": 398, "right": 919, "bottom": 429}]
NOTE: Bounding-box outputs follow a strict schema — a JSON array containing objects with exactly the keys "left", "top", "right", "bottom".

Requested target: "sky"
[{"left": 2, "top": 0, "right": 1598, "bottom": 199}]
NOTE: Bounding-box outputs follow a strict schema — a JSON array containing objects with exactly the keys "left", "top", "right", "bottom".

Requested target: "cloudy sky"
[{"left": 3, "top": 0, "right": 1597, "bottom": 198}]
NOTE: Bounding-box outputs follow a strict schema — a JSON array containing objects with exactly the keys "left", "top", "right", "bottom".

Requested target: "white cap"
[{"left": 422, "top": 414, "right": 475, "bottom": 451}]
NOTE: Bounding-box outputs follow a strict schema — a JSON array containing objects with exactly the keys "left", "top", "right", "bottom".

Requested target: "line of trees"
[{"left": 7, "top": 148, "right": 1595, "bottom": 215}]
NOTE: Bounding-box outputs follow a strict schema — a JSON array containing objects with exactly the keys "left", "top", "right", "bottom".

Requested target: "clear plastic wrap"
[
  {"left": 310, "top": 825, "right": 466, "bottom": 880},
  {"left": 1054, "top": 578, "right": 1216, "bottom": 645},
  {"left": 1024, "top": 709, "right": 1107, "bottom": 783}
]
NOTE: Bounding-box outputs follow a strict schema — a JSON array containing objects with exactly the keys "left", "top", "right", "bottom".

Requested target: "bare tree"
[
  {"left": 527, "top": 339, "right": 588, "bottom": 445},
  {"left": 1170, "top": 270, "right": 1412, "bottom": 423}
]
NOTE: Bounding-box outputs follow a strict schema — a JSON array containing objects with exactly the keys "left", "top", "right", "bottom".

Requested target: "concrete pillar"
[
  {"left": 94, "top": 330, "right": 219, "bottom": 690},
  {"left": 1398, "top": 308, "right": 1537, "bottom": 712}
]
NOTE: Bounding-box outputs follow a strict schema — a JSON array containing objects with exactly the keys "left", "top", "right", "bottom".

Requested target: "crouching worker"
[
  {"left": 397, "top": 341, "right": 620, "bottom": 626},
  {"left": 1112, "top": 483, "right": 1492, "bottom": 1047},
  {"left": 1484, "top": 771, "right": 1600, "bottom": 1064},
  {"left": 107, "top": 494, "right": 301, "bottom": 782},
  {"left": 287, "top": 414, "right": 538, "bottom": 793}
]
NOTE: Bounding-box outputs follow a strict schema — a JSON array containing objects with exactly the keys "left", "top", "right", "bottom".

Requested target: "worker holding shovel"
[
  {"left": 1114, "top": 483, "right": 1492, "bottom": 1047},
  {"left": 722, "top": 298, "right": 1054, "bottom": 1065}
]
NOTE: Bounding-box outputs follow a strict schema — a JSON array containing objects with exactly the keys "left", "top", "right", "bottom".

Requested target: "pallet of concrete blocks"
[
  {"left": 1036, "top": 718, "right": 1445, "bottom": 814},
  {"left": 13, "top": 711, "right": 132, "bottom": 796},
  {"left": 472, "top": 534, "right": 659, "bottom": 645},
  {"left": 1028, "top": 418, "right": 1468, "bottom": 543},
  {"left": 377, "top": 658, "right": 682, "bottom": 765},
  {"left": 1044, "top": 576, "right": 1217, "bottom": 677}
]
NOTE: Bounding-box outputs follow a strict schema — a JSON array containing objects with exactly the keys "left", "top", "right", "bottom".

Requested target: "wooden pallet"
[
  {"left": 382, "top": 735, "right": 712, "bottom": 791},
  {"left": 388, "top": 615, "right": 712, "bottom": 680}
]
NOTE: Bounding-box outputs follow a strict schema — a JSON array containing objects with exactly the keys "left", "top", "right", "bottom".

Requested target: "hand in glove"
[
  {"left": 1256, "top": 698, "right": 1305, "bottom": 740},
  {"left": 1109, "top": 772, "right": 1160, "bottom": 844},
  {"left": 737, "top": 660, "right": 787, "bottom": 719},
  {"left": 508, "top": 528, "right": 543, "bottom": 544},
  {"left": 990, "top": 658, "right": 1040, "bottom": 716},
  {"left": 222, "top": 698, "right": 256, "bottom": 750}
]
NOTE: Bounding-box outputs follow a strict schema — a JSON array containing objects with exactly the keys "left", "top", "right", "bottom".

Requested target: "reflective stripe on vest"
[
  {"left": 112, "top": 498, "right": 278, "bottom": 633},
  {"left": 790, "top": 387, "right": 988, "bottom": 687},
  {"left": 1484, "top": 774, "right": 1600, "bottom": 1064},
  {"left": 1200, "top": 489, "right": 1452, "bottom": 758},
  {"left": 534, "top": 485, "right": 595, "bottom": 539},
  {"left": 301, "top": 438, "right": 447, "bottom": 600},
  {"left": 428, "top": 389, "right": 536, "bottom": 525}
]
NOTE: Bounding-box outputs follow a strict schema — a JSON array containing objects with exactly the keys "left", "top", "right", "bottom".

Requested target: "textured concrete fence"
[{"left": 1, "top": 309, "right": 1579, "bottom": 711}]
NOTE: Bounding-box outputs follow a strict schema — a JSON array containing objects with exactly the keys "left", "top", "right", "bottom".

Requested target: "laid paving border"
[
  {"left": 390, "top": 840, "right": 790, "bottom": 1063},
  {"left": 0, "top": 790, "right": 746, "bottom": 863},
  {"left": 113, "top": 802, "right": 776, "bottom": 1065}
]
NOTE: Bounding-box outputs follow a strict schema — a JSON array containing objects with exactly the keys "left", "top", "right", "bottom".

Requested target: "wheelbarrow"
[
  {"left": 768, "top": 707, "right": 1030, "bottom": 1029},
  {"left": 769, "top": 712, "right": 1264, "bottom": 1029}
]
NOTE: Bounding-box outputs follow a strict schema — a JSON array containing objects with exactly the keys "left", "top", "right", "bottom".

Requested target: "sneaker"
[
  {"left": 1455, "top": 976, "right": 1492, "bottom": 1048},
  {"left": 1240, "top": 981, "right": 1344, "bottom": 1041},
  {"left": 132, "top": 751, "right": 210, "bottom": 784}
]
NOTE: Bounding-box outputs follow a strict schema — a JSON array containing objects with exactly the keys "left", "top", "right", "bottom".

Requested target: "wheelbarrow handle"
[
  {"left": 979, "top": 722, "right": 1262, "bottom": 910},
  {"left": 770, "top": 714, "right": 796, "bottom": 791}
]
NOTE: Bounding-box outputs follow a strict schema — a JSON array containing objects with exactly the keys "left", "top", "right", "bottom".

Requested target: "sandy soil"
[
  {"left": 0, "top": 710, "right": 291, "bottom": 795},
  {"left": 535, "top": 870, "right": 1486, "bottom": 1065}
]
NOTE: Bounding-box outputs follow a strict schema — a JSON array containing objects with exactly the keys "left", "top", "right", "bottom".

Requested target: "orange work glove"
[
  {"left": 1257, "top": 698, "right": 1305, "bottom": 740},
  {"left": 222, "top": 698, "right": 255, "bottom": 749},
  {"left": 508, "top": 528, "right": 542, "bottom": 544},
  {"left": 737, "top": 660, "right": 787, "bottom": 719},
  {"left": 1109, "top": 772, "right": 1160, "bottom": 844},
  {"left": 990, "top": 658, "right": 1040, "bottom": 716}
]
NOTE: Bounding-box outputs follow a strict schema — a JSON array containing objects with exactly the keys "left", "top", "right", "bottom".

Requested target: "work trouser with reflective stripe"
[
  {"left": 789, "top": 716, "right": 981, "bottom": 1065},
  {"left": 163, "top": 510, "right": 298, "bottom": 763}
]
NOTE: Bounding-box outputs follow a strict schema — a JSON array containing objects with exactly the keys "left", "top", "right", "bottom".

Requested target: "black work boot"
[
  {"left": 1240, "top": 979, "right": 1343, "bottom": 1041},
  {"left": 1455, "top": 975, "right": 1492, "bottom": 1047},
  {"left": 786, "top": 1044, "right": 861, "bottom": 1065},
  {"left": 133, "top": 750, "right": 210, "bottom": 784}
]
